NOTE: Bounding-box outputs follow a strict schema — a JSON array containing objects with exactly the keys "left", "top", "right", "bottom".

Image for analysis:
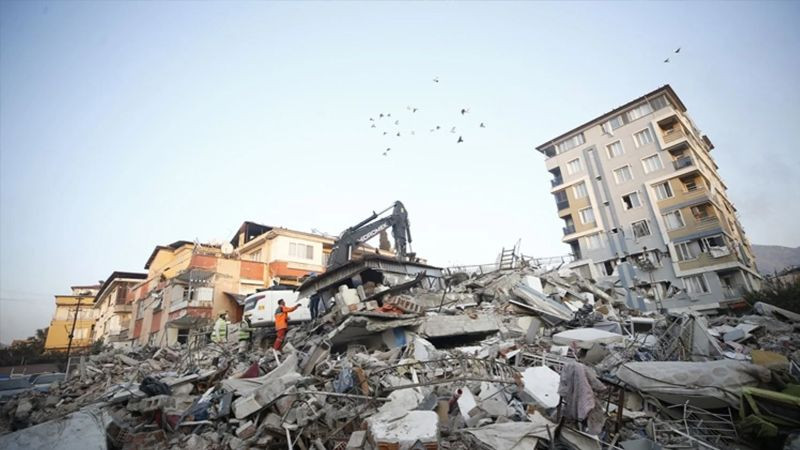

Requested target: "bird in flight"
[
  {"left": 663, "top": 58, "right": 670, "bottom": 63},
  {"left": 479, "top": 122, "right": 486, "bottom": 128},
  {"left": 394, "top": 120, "right": 399, "bottom": 126},
  {"left": 396, "top": 132, "right": 401, "bottom": 137},
  {"left": 382, "top": 147, "right": 391, "bottom": 156},
  {"left": 436, "top": 126, "right": 441, "bottom": 130},
  {"left": 371, "top": 124, "right": 376, "bottom": 128},
  {"left": 369, "top": 118, "right": 374, "bottom": 122},
  {"left": 674, "top": 47, "right": 681, "bottom": 53},
  {"left": 457, "top": 136, "right": 464, "bottom": 143},
  {"left": 450, "top": 126, "right": 456, "bottom": 133},
  {"left": 460, "top": 108, "right": 470, "bottom": 115},
  {"left": 379, "top": 113, "right": 384, "bottom": 118},
  {"left": 383, "top": 131, "right": 388, "bottom": 135},
  {"left": 387, "top": 113, "right": 391, "bottom": 117},
  {"left": 433, "top": 77, "right": 439, "bottom": 83}
]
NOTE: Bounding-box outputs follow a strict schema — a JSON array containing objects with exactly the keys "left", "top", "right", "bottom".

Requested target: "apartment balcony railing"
[
  {"left": 551, "top": 176, "right": 564, "bottom": 188},
  {"left": 662, "top": 127, "right": 686, "bottom": 144},
  {"left": 556, "top": 199, "right": 570, "bottom": 210},
  {"left": 673, "top": 156, "right": 694, "bottom": 170},
  {"left": 563, "top": 225, "right": 576, "bottom": 235}
]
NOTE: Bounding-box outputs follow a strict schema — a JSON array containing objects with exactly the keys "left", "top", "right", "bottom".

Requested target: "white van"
[{"left": 242, "top": 288, "right": 311, "bottom": 327}]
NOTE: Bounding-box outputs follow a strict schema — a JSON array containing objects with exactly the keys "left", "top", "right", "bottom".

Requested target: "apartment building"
[
  {"left": 536, "top": 85, "right": 760, "bottom": 311},
  {"left": 43, "top": 284, "right": 101, "bottom": 352},
  {"left": 92, "top": 271, "right": 146, "bottom": 348}
]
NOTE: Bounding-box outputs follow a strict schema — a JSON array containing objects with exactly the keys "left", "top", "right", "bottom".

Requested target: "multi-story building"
[
  {"left": 43, "top": 284, "right": 102, "bottom": 352},
  {"left": 92, "top": 271, "right": 146, "bottom": 348},
  {"left": 536, "top": 85, "right": 760, "bottom": 311}
]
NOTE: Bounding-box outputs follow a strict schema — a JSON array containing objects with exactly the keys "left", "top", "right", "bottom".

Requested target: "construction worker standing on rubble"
[
  {"left": 211, "top": 312, "right": 229, "bottom": 343},
  {"left": 273, "top": 299, "right": 299, "bottom": 351},
  {"left": 238, "top": 317, "right": 253, "bottom": 355}
]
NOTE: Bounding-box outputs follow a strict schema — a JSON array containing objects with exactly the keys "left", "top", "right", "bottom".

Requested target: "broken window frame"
[
  {"left": 675, "top": 242, "right": 696, "bottom": 261},
  {"left": 621, "top": 191, "right": 642, "bottom": 210},
  {"left": 631, "top": 220, "right": 651, "bottom": 238}
]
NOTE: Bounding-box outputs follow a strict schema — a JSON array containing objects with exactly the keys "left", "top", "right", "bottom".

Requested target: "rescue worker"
[
  {"left": 211, "top": 312, "right": 229, "bottom": 343},
  {"left": 309, "top": 293, "right": 322, "bottom": 320},
  {"left": 273, "top": 299, "right": 299, "bottom": 350},
  {"left": 238, "top": 317, "right": 253, "bottom": 355}
]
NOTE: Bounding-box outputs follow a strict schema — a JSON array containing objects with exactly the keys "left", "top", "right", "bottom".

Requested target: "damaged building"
[{"left": 535, "top": 85, "right": 761, "bottom": 312}]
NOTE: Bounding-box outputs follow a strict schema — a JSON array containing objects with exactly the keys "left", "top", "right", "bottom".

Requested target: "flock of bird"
[
  {"left": 663, "top": 46, "right": 681, "bottom": 64},
  {"left": 369, "top": 77, "right": 487, "bottom": 157}
]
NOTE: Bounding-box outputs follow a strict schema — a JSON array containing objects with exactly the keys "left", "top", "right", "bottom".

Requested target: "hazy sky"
[{"left": 1, "top": 1, "right": 799, "bottom": 343}]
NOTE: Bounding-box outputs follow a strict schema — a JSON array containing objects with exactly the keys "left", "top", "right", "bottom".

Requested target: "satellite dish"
[{"left": 221, "top": 243, "right": 234, "bottom": 256}]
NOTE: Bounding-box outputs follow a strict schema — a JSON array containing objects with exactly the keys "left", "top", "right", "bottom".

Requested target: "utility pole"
[{"left": 65, "top": 297, "right": 82, "bottom": 363}]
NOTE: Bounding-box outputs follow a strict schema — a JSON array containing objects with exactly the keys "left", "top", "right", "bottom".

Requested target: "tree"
[{"left": 744, "top": 278, "right": 800, "bottom": 314}]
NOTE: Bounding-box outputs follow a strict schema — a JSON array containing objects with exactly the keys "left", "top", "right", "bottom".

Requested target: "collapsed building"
[{"left": 2, "top": 256, "right": 798, "bottom": 450}]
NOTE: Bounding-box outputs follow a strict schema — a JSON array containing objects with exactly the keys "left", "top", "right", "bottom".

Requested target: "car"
[
  {"left": 29, "top": 373, "right": 65, "bottom": 386},
  {"left": 0, "top": 378, "right": 34, "bottom": 401},
  {"left": 243, "top": 287, "right": 311, "bottom": 327}
]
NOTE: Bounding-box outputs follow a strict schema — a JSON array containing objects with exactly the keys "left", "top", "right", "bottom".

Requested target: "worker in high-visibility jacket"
[
  {"left": 211, "top": 312, "right": 229, "bottom": 343},
  {"left": 273, "top": 299, "right": 299, "bottom": 351},
  {"left": 238, "top": 317, "right": 254, "bottom": 355}
]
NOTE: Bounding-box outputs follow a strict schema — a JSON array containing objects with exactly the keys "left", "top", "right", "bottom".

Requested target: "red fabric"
[
  {"left": 273, "top": 328, "right": 287, "bottom": 350},
  {"left": 241, "top": 362, "right": 260, "bottom": 378}
]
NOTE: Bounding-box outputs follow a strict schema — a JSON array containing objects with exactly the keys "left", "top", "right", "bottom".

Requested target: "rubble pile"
[{"left": 2, "top": 263, "right": 800, "bottom": 450}]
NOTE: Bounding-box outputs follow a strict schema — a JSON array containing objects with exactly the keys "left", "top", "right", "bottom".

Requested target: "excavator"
[{"left": 326, "top": 201, "right": 412, "bottom": 271}]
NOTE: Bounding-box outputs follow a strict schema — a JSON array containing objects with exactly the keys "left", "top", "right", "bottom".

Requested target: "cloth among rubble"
[
  {"left": 558, "top": 362, "right": 607, "bottom": 434},
  {"left": 139, "top": 376, "right": 172, "bottom": 397}
]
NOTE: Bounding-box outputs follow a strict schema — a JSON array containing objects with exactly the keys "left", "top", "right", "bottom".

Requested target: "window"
[
  {"left": 579, "top": 207, "right": 595, "bottom": 225},
  {"left": 650, "top": 95, "right": 668, "bottom": 110},
  {"left": 634, "top": 128, "right": 654, "bottom": 147},
  {"left": 606, "top": 140, "right": 624, "bottom": 158},
  {"left": 684, "top": 275, "right": 709, "bottom": 294},
  {"left": 621, "top": 192, "right": 642, "bottom": 210},
  {"left": 631, "top": 220, "right": 651, "bottom": 238},
  {"left": 691, "top": 204, "right": 712, "bottom": 221},
  {"left": 627, "top": 102, "right": 653, "bottom": 121},
  {"left": 613, "top": 165, "right": 633, "bottom": 184},
  {"left": 584, "top": 233, "right": 603, "bottom": 250},
  {"left": 642, "top": 154, "right": 663, "bottom": 174},
  {"left": 249, "top": 250, "right": 262, "bottom": 262},
  {"left": 289, "top": 242, "right": 314, "bottom": 260},
  {"left": 608, "top": 115, "right": 626, "bottom": 130},
  {"left": 573, "top": 182, "right": 588, "bottom": 199},
  {"left": 675, "top": 242, "right": 696, "bottom": 261},
  {"left": 654, "top": 181, "right": 673, "bottom": 200},
  {"left": 664, "top": 210, "right": 685, "bottom": 230},
  {"left": 682, "top": 177, "right": 698, "bottom": 192},
  {"left": 566, "top": 158, "right": 582, "bottom": 175},
  {"left": 556, "top": 133, "right": 585, "bottom": 154}
]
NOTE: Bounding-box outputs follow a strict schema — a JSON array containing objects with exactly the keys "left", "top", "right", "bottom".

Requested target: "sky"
[{"left": 1, "top": 1, "right": 799, "bottom": 343}]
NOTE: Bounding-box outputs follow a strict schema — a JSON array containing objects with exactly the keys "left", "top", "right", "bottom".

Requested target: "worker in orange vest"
[{"left": 273, "top": 299, "right": 299, "bottom": 351}]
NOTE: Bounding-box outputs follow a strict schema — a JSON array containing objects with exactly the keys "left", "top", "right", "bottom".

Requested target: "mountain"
[{"left": 752, "top": 245, "right": 800, "bottom": 275}]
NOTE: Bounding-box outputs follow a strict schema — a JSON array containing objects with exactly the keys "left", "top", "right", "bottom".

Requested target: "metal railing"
[
  {"left": 556, "top": 199, "right": 570, "bottom": 210},
  {"left": 662, "top": 127, "right": 686, "bottom": 144},
  {"left": 551, "top": 176, "right": 563, "bottom": 187},
  {"left": 563, "top": 225, "right": 576, "bottom": 235}
]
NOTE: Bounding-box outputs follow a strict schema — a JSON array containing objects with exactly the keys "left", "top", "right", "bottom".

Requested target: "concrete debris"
[{"left": 2, "top": 262, "right": 800, "bottom": 449}]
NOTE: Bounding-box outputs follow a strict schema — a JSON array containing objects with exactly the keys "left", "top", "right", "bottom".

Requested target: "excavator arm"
[{"left": 327, "top": 201, "right": 412, "bottom": 270}]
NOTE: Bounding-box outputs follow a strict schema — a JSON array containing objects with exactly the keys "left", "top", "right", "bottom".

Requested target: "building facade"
[
  {"left": 536, "top": 85, "right": 760, "bottom": 311},
  {"left": 92, "top": 271, "right": 146, "bottom": 348},
  {"left": 43, "top": 285, "right": 101, "bottom": 352}
]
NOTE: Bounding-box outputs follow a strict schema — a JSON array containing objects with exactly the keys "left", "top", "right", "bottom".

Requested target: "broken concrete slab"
[
  {"left": 0, "top": 409, "right": 108, "bottom": 450},
  {"left": 552, "top": 327, "right": 624, "bottom": 349},
  {"left": 416, "top": 314, "right": 500, "bottom": 339},
  {"left": 232, "top": 372, "right": 301, "bottom": 419},
  {"left": 520, "top": 366, "right": 560, "bottom": 409},
  {"left": 368, "top": 410, "right": 438, "bottom": 450}
]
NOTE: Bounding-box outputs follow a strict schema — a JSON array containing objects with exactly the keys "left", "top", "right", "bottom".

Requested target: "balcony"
[
  {"left": 723, "top": 286, "right": 745, "bottom": 300},
  {"left": 556, "top": 199, "right": 570, "bottom": 211},
  {"left": 551, "top": 176, "right": 564, "bottom": 188},
  {"left": 662, "top": 127, "right": 686, "bottom": 144},
  {"left": 563, "top": 225, "right": 576, "bottom": 235},
  {"left": 673, "top": 156, "right": 694, "bottom": 170}
]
